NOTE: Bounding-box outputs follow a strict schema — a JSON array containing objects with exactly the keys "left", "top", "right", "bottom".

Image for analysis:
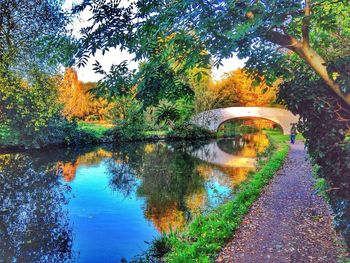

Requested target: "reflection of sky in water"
[
  {"left": 65, "top": 160, "right": 157, "bottom": 262},
  {"left": 206, "top": 180, "right": 232, "bottom": 209},
  {"left": 64, "top": 159, "right": 233, "bottom": 262}
]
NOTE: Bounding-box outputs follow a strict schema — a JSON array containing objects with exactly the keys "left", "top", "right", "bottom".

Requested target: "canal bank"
[
  {"left": 216, "top": 141, "right": 348, "bottom": 262},
  {"left": 160, "top": 132, "right": 348, "bottom": 262}
]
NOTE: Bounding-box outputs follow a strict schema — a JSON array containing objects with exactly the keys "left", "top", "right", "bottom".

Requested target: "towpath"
[{"left": 216, "top": 141, "right": 347, "bottom": 263}]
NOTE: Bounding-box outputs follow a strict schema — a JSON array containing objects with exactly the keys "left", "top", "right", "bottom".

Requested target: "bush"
[
  {"left": 154, "top": 99, "right": 181, "bottom": 129},
  {"left": 278, "top": 57, "right": 350, "bottom": 245},
  {"left": 173, "top": 122, "right": 212, "bottom": 139},
  {"left": 0, "top": 67, "right": 69, "bottom": 148},
  {"left": 110, "top": 96, "right": 145, "bottom": 141}
]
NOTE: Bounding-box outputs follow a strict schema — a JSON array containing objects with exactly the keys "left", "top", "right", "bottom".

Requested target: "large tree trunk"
[
  {"left": 297, "top": 46, "right": 350, "bottom": 106},
  {"left": 266, "top": 31, "right": 350, "bottom": 108}
]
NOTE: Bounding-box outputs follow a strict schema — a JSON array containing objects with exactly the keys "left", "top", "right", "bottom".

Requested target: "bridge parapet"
[{"left": 191, "top": 107, "right": 299, "bottom": 135}]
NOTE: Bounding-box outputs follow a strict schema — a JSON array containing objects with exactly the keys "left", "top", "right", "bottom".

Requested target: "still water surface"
[{"left": 0, "top": 133, "right": 269, "bottom": 262}]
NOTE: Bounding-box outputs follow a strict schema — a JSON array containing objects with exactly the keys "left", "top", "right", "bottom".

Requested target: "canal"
[{"left": 0, "top": 133, "right": 269, "bottom": 262}]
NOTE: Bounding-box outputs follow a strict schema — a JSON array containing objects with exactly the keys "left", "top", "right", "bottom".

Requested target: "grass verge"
[
  {"left": 77, "top": 122, "right": 113, "bottom": 139},
  {"left": 161, "top": 131, "right": 289, "bottom": 262}
]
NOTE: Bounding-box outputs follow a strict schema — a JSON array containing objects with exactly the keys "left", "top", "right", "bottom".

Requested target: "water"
[{"left": 0, "top": 134, "right": 269, "bottom": 262}]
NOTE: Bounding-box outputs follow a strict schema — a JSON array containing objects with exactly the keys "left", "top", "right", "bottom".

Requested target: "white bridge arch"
[{"left": 191, "top": 107, "right": 299, "bottom": 135}]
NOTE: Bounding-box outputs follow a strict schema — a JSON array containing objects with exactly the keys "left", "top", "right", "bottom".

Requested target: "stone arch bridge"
[{"left": 191, "top": 107, "right": 299, "bottom": 135}]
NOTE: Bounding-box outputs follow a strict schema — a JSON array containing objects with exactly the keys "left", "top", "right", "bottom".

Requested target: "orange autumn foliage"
[
  {"left": 209, "top": 69, "right": 278, "bottom": 108},
  {"left": 59, "top": 68, "right": 114, "bottom": 121}
]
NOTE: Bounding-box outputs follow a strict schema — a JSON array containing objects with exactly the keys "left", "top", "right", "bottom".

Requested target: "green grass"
[
  {"left": 143, "top": 130, "right": 173, "bottom": 137},
  {"left": 162, "top": 131, "right": 290, "bottom": 262},
  {"left": 77, "top": 122, "right": 112, "bottom": 139},
  {"left": 0, "top": 125, "right": 20, "bottom": 146}
]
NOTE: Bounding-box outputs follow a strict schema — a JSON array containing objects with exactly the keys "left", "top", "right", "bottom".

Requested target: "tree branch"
[
  {"left": 265, "top": 30, "right": 304, "bottom": 57},
  {"left": 265, "top": 29, "right": 350, "bottom": 107},
  {"left": 302, "top": 0, "right": 311, "bottom": 48}
]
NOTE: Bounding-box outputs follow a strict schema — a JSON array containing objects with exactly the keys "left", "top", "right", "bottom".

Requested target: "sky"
[{"left": 63, "top": 0, "right": 245, "bottom": 83}]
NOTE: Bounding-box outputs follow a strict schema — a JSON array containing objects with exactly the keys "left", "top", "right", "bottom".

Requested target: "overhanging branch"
[{"left": 302, "top": 0, "right": 311, "bottom": 48}]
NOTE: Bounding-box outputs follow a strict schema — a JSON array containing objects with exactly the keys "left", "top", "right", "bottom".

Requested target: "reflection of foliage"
[
  {"left": 0, "top": 154, "right": 73, "bottom": 262},
  {"left": 57, "top": 148, "right": 113, "bottom": 182},
  {"left": 216, "top": 133, "right": 269, "bottom": 157},
  {"left": 106, "top": 159, "right": 139, "bottom": 198},
  {"left": 196, "top": 164, "right": 253, "bottom": 188},
  {"left": 136, "top": 143, "right": 205, "bottom": 233},
  {"left": 106, "top": 142, "right": 208, "bottom": 233}
]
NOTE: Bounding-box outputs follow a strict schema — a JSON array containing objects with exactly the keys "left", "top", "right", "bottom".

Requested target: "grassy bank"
[
  {"left": 77, "top": 122, "right": 113, "bottom": 140},
  {"left": 156, "top": 130, "right": 290, "bottom": 262},
  {"left": 0, "top": 122, "right": 114, "bottom": 150}
]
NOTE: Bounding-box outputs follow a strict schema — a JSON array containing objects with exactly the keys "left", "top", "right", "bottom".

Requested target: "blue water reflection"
[
  {"left": 67, "top": 162, "right": 156, "bottom": 262},
  {"left": 0, "top": 134, "right": 268, "bottom": 262}
]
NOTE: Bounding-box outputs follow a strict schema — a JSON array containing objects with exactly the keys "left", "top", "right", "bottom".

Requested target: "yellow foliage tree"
[
  {"left": 209, "top": 69, "right": 278, "bottom": 107},
  {"left": 59, "top": 68, "right": 114, "bottom": 121},
  {"left": 59, "top": 68, "right": 89, "bottom": 119}
]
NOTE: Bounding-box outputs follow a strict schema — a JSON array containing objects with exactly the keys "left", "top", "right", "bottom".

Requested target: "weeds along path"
[{"left": 216, "top": 141, "right": 347, "bottom": 263}]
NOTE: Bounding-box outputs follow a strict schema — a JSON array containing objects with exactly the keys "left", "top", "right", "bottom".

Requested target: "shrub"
[
  {"left": 0, "top": 67, "right": 69, "bottom": 147},
  {"left": 154, "top": 99, "right": 181, "bottom": 129},
  {"left": 110, "top": 96, "right": 145, "bottom": 141},
  {"left": 278, "top": 57, "right": 350, "bottom": 245}
]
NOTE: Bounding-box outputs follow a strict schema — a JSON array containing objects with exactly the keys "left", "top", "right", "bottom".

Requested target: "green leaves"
[
  {"left": 0, "top": 0, "right": 69, "bottom": 73},
  {"left": 74, "top": 0, "right": 350, "bottom": 107},
  {"left": 0, "top": 66, "right": 68, "bottom": 147},
  {"left": 154, "top": 99, "right": 181, "bottom": 127}
]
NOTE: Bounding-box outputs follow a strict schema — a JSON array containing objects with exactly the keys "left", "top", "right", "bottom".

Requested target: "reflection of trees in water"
[
  {"left": 196, "top": 164, "right": 254, "bottom": 187},
  {"left": 136, "top": 145, "right": 205, "bottom": 233},
  {"left": 217, "top": 132, "right": 269, "bottom": 157},
  {"left": 106, "top": 139, "right": 268, "bottom": 233},
  {"left": 106, "top": 142, "right": 207, "bottom": 233},
  {"left": 0, "top": 154, "right": 73, "bottom": 262},
  {"left": 56, "top": 148, "right": 113, "bottom": 182},
  {"left": 106, "top": 159, "right": 139, "bottom": 198}
]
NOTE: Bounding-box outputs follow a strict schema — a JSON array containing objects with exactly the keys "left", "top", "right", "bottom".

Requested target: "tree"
[
  {"left": 59, "top": 68, "right": 90, "bottom": 119},
  {"left": 0, "top": 0, "right": 73, "bottom": 72},
  {"left": 210, "top": 69, "right": 278, "bottom": 108},
  {"left": 74, "top": 0, "right": 350, "bottom": 107},
  {"left": 133, "top": 32, "right": 210, "bottom": 108},
  {"left": 90, "top": 31, "right": 210, "bottom": 108},
  {"left": 0, "top": 67, "right": 69, "bottom": 147}
]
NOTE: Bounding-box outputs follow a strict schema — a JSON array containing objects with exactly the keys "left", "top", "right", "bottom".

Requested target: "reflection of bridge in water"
[{"left": 190, "top": 140, "right": 256, "bottom": 169}]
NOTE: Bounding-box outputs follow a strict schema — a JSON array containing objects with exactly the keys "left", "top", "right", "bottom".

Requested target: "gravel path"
[{"left": 216, "top": 141, "right": 347, "bottom": 263}]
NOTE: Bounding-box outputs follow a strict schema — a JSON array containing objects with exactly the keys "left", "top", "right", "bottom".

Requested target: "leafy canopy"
[
  {"left": 74, "top": 0, "right": 350, "bottom": 106},
  {"left": 0, "top": 0, "right": 75, "bottom": 72}
]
